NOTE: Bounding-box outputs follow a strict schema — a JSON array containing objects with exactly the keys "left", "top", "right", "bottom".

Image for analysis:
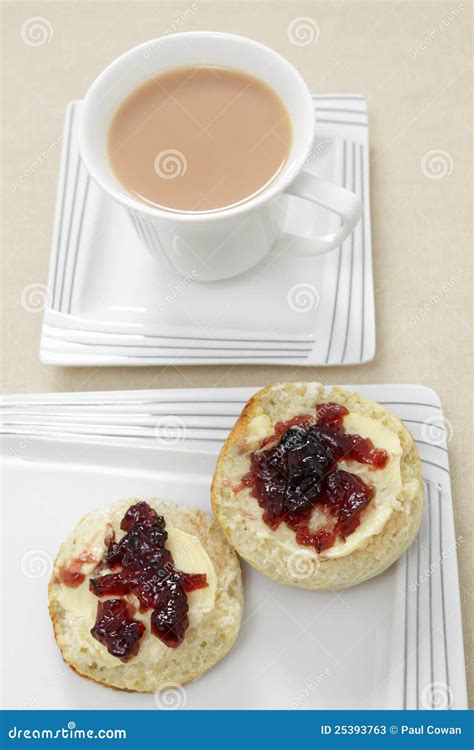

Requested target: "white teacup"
[{"left": 79, "top": 32, "right": 362, "bottom": 282}]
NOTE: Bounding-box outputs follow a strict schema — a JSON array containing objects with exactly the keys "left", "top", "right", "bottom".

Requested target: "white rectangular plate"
[
  {"left": 0, "top": 385, "right": 466, "bottom": 710},
  {"left": 39, "top": 95, "right": 375, "bottom": 366}
]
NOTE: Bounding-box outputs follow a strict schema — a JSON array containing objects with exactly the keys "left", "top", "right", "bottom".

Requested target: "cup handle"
[{"left": 283, "top": 171, "right": 362, "bottom": 255}]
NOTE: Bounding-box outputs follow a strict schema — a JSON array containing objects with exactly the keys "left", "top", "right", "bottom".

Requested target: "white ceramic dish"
[
  {"left": 40, "top": 95, "right": 375, "bottom": 366},
  {"left": 0, "top": 385, "right": 467, "bottom": 710}
]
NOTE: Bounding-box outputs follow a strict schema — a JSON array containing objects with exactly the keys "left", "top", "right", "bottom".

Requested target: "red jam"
[
  {"left": 56, "top": 551, "right": 98, "bottom": 588},
  {"left": 90, "top": 599, "right": 145, "bottom": 662},
  {"left": 239, "top": 403, "right": 389, "bottom": 553},
  {"left": 60, "top": 501, "right": 207, "bottom": 661}
]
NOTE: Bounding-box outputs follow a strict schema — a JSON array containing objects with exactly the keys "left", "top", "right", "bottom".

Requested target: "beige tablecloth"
[{"left": 2, "top": 0, "right": 472, "bottom": 707}]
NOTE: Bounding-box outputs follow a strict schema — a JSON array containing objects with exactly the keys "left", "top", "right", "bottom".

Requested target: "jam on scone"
[
  {"left": 59, "top": 501, "right": 208, "bottom": 662},
  {"left": 238, "top": 403, "right": 389, "bottom": 553}
]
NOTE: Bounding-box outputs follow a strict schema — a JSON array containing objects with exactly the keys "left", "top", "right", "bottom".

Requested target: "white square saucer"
[{"left": 41, "top": 96, "right": 375, "bottom": 366}]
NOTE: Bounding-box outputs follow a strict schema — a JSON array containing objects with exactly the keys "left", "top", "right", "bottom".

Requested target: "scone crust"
[
  {"left": 211, "top": 383, "right": 424, "bottom": 590},
  {"left": 49, "top": 498, "right": 243, "bottom": 692}
]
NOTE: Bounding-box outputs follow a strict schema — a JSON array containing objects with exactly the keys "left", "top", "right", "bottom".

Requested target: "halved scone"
[
  {"left": 49, "top": 498, "right": 243, "bottom": 692},
  {"left": 211, "top": 383, "right": 423, "bottom": 590}
]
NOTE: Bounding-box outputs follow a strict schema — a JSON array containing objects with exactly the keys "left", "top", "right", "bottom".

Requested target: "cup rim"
[{"left": 78, "top": 31, "right": 316, "bottom": 224}]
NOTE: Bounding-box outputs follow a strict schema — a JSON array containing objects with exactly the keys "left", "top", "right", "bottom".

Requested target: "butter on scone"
[
  {"left": 211, "top": 383, "right": 424, "bottom": 590},
  {"left": 49, "top": 499, "right": 243, "bottom": 692}
]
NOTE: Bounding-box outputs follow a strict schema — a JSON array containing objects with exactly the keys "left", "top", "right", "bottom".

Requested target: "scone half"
[
  {"left": 49, "top": 498, "right": 243, "bottom": 692},
  {"left": 211, "top": 383, "right": 424, "bottom": 590}
]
